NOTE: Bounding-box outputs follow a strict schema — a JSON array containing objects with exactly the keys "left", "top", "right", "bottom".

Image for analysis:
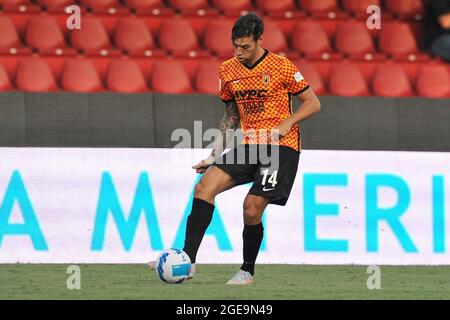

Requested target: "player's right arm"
[{"left": 192, "top": 100, "right": 240, "bottom": 173}]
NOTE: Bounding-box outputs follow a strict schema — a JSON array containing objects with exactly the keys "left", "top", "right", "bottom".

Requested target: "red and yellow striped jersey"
[{"left": 219, "top": 50, "right": 309, "bottom": 152}]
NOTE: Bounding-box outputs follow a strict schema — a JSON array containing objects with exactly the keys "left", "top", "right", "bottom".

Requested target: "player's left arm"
[{"left": 272, "top": 87, "right": 321, "bottom": 140}]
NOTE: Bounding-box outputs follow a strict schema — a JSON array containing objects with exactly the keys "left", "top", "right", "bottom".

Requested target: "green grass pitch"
[{"left": 0, "top": 264, "right": 449, "bottom": 300}]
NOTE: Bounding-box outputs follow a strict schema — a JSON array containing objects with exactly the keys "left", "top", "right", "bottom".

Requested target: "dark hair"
[{"left": 231, "top": 13, "right": 264, "bottom": 42}]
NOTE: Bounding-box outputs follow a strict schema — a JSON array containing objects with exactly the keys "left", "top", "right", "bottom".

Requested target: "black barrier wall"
[{"left": 0, "top": 92, "right": 449, "bottom": 151}]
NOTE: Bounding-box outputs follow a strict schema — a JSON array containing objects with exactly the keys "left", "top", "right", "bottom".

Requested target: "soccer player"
[{"left": 151, "top": 13, "right": 321, "bottom": 285}]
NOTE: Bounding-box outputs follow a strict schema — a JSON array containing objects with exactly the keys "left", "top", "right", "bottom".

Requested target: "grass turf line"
[{"left": 0, "top": 264, "right": 449, "bottom": 300}]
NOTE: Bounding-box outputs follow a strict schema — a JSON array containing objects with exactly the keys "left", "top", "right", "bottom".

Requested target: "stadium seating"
[
  {"left": 212, "top": 0, "right": 253, "bottom": 15},
  {"left": 342, "top": 0, "right": 381, "bottom": 17},
  {"left": 62, "top": 59, "right": 104, "bottom": 92},
  {"left": 0, "top": 0, "right": 30, "bottom": 5},
  {"left": 372, "top": 64, "right": 413, "bottom": 97},
  {"left": 106, "top": 59, "right": 148, "bottom": 93},
  {"left": 335, "top": 21, "right": 375, "bottom": 58},
  {"left": 293, "top": 60, "right": 326, "bottom": 96},
  {"left": 150, "top": 60, "right": 192, "bottom": 94},
  {"left": 415, "top": 65, "right": 450, "bottom": 98},
  {"left": 168, "top": 0, "right": 211, "bottom": 15},
  {"left": 0, "top": 0, "right": 33, "bottom": 10},
  {"left": 299, "top": 0, "right": 339, "bottom": 16},
  {"left": 114, "top": 18, "right": 156, "bottom": 56},
  {"left": 16, "top": 58, "right": 58, "bottom": 92},
  {"left": 25, "top": 16, "right": 67, "bottom": 54},
  {"left": 124, "top": 0, "right": 164, "bottom": 11},
  {"left": 292, "top": 20, "right": 333, "bottom": 58},
  {"left": 0, "top": 15, "right": 21, "bottom": 53},
  {"left": 37, "top": 0, "right": 73, "bottom": 11},
  {"left": 80, "top": 0, "right": 121, "bottom": 13},
  {"left": 70, "top": 16, "right": 112, "bottom": 55},
  {"left": 204, "top": 19, "right": 234, "bottom": 58},
  {"left": 261, "top": 20, "right": 289, "bottom": 55},
  {"left": 124, "top": 0, "right": 163, "bottom": 10},
  {"left": 255, "top": 0, "right": 296, "bottom": 15},
  {"left": 158, "top": 18, "right": 204, "bottom": 57},
  {"left": 329, "top": 63, "right": 369, "bottom": 96},
  {"left": 0, "top": 0, "right": 447, "bottom": 98},
  {"left": 384, "top": 0, "right": 423, "bottom": 19},
  {"left": 0, "top": 63, "right": 13, "bottom": 91},
  {"left": 194, "top": 60, "right": 221, "bottom": 94},
  {"left": 379, "top": 22, "right": 419, "bottom": 59}
]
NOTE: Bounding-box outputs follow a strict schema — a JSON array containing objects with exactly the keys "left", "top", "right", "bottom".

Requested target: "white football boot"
[
  {"left": 148, "top": 260, "right": 196, "bottom": 280},
  {"left": 226, "top": 270, "right": 254, "bottom": 285}
]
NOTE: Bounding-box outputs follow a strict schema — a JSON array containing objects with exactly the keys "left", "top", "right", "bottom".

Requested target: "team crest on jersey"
[{"left": 262, "top": 73, "right": 271, "bottom": 86}]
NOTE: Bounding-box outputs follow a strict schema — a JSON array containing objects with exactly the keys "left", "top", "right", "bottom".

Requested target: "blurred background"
[
  {"left": 0, "top": 0, "right": 449, "bottom": 150},
  {"left": 0, "top": 0, "right": 448, "bottom": 97}
]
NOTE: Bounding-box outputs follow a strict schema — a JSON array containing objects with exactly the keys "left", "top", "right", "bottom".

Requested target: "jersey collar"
[{"left": 242, "top": 49, "right": 269, "bottom": 70}]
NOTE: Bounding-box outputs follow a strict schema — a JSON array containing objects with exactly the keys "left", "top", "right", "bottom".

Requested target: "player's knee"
[
  {"left": 194, "top": 180, "right": 213, "bottom": 202},
  {"left": 243, "top": 202, "right": 263, "bottom": 224}
]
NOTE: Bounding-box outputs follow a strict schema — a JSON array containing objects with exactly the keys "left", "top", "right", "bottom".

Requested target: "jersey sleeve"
[
  {"left": 219, "top": 64, "right": 234, "bottom": 102},
  {"left": 282, "top": 58, "right": 310, "bottom": 96}
]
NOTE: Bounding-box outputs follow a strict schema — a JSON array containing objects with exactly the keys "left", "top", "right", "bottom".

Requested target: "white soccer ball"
[{"left": 155, "top": 248, "right": 192, "bottom": 284}]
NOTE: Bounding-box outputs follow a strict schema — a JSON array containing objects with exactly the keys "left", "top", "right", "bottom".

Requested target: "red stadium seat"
[
  {"left": 0, "top": 16, "right": 21, "bottom": 53},
  {"left": 37, "top": 0, "right": 73, "bottom": 11},
  {"left": 204, "top": 19, "right": 234, "bottom": 58},
  {"left": 25, "top": 16, "right": 66, "bottom": 54},
  {"left": 0, "top": 0, "right": 29, "bottom": 4},
  {"left": 0, "top": 64, "right": 13, "bottom": 91},
  {"left": 169, "top": 0, "right": 217, "bottom": 15},
  {"left": 379, "top": 22, "right": 418, "bottom": 59},
  {"left": 107, "top": 59, "right": 148, "bottom": 93},
  {"left": 372, "top": 64, "right": 413, "bottom": 97},
  {"left": 150, "top": 60, "right": 192, "bottom": 94},
  {"left": 115, "top": 18, "right": 155, "bottom": 56},
  {"left": 62, "top": 59, "right": 104, "bottom": 92},
  {"left": 0, "top": 0, "right": 32, "bottom": 9},
  {"left": 212, "top": 0, "right": 252, "bottom": 15},
  {"left": 416, "top": 65, "right": 450, "bottom": 98},
  {"left": 168, "top": 0, "right": 209, "bottom": 11},
  {"left": 299, "top": 0, "right": 338, "bottom": 14},
  {"left": 329, "top": 63, "right": 369, "bottom": 96},
  {"left": 80, "top": 0, "right": 122, "bottom": 13},
  {"left": 342, "top": 0, "right": 381, "bottom": 17},
  {"left": 262, "top": 20, "right": 288, "bottom": 55},
  {"left": 70, "top": 17, "right": 111, "bottom": 55},
  {"left": 124, "top": 0, "right": 171, "bottom": 14},
  {"left": 293, "top": 60, "right": 326, "bottom": 96},
  {"left": 255, "top": 0, "right": 296, "bottom": 14},
  {"left": 195, "top": 60, "right": 221, "bottom": 94},
  {"left": 124, "top": 0, "right": 163, "bottom": 10},
  {"left": 384, "top": 0, "right": 423, "bottom": 19},
  {"left": 16, "top": 59, "right": 58, "bottom": 92},
  {"left": 292, "top": 20, "right": 333, "bottom": 58},
  {"left": 159, "top": 18, "right": 202, "bottom": 57},
  {"left": 335, "top": 21, "right": 375, "bottom": 57}
]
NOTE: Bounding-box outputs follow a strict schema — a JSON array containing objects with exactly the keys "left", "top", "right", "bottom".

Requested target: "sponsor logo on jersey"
[
  {"left": 262, "top": 73, "right": 271, "bottom": 86},
  {"left": 233, "top": 89, "right": 268, "bottom": 100}
]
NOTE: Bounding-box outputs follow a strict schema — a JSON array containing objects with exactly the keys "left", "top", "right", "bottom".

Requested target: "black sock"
[
  {"left": 240, "top": 223, "right": 264, "bottom": 276},
  {"left": 182, "top": 198, "right": 214, "bottom": 263}
]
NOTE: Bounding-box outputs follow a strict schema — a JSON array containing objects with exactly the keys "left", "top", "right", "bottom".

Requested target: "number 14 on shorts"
[{"left": 261, "top": 169, "right": 278, "bottom": 191}]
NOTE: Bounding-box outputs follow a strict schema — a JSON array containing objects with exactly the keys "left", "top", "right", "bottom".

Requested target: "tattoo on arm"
[
  {"left": 220, "top": 100, "right": 240, "bottom": 132},
  {"left": 211, "top": 100, "right": 240, "bottom": 159}
]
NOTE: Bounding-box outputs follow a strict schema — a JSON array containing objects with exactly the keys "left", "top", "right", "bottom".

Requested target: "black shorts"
[{"left": 213, "top": 144, "right": 300, "bottom": 206}]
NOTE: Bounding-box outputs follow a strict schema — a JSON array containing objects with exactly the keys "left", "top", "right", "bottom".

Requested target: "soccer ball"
[{"left": 155, "top": 248, "right": 192, "bottom": 284}]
